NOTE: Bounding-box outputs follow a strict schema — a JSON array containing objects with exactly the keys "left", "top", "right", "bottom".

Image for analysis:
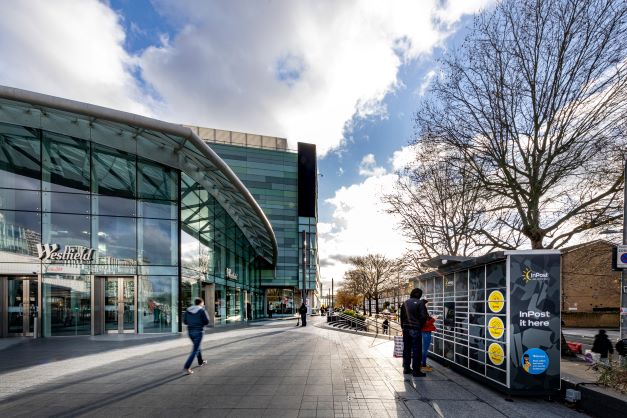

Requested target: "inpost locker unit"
[{"left": 414, "top": 250, "right": 561, "bottom": 396}]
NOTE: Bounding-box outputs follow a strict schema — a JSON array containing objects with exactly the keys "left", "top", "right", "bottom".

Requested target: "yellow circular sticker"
[
  {"left": 488, "top": 290, "right": 504, "bottom": 313},
  {"left": 487, "top": 316, "right": 505, "bottom": 339},
  {"left": 488, "top": 343, "right": 505, "bottom": 366}
]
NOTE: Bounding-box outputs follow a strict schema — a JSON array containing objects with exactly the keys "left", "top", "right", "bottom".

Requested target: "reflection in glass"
[
  {"left": 181, "top": 272, "right": 201, "bottom": 314},
  {"left": 42, "top": 274, "right": 91, "bottom": 336},
  {"left": 42, "top": 132, "right": 90, "bottom": 193},
  {"left": 43, "top": 192, "right": 90, "bottom": 214},
  {"left": 139, "top": 199, "right": 177, "bottom": 219},
  {"left": 181, "top": 230, "right": 199, "bottom": 271},
  {"left": 7, "top": 278, "right": 25, "bottom": 333},
  {"left": 43, "top": 213, "right": 90, "bottom": 248},
  {"left": 93, "top": 216, "right": 137, "bottom": 262},
  {"left": 93, "top": 195, "right": 136, "bottom": 217},
  {"left": 139, "top": 218, "right": 178, "bottom": 265},
  {"left": 0, "top": 210, "right": 41, "bottom": 257},
  {"left": 92, "top": 146, "right": 136, "bottom": 197},
  {"left": 138, "top": 276, "right": 178, "bottom": 333},
  {"left": 123, "top": 279, "right": 135, "bottom": 331},
  {"left": 138, "top": 160, "right": 178, "bottom": 201},
  {"left": 0, "top": 189, "right": 41, "bottom": 211},
  {"left": 0, "top": 123, "right": 40, "bottom": 190},
  {"left": 104, "top": 278, "right": 119, "bottom": 332}
]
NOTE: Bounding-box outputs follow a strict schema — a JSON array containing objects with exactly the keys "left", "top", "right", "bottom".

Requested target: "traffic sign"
[{"left": 618, "top": 245, "right": 627, "bottom": 269}]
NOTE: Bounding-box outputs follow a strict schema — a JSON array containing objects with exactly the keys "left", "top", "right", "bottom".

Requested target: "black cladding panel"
[{"left": 298, "top": 142, "right": 317, "bottom": 218}]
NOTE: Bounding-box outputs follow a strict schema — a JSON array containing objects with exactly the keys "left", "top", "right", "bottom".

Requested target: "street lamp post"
[
  {"left": 302, "top": 230, "right": 307, "bottom": 308},
  {"left": 621, "top": 160, "right": 627, "bottom": 340}
]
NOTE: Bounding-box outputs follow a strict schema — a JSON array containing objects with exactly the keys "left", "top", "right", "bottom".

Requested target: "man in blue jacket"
[
  {"left": 400, "top": 288, "right": 428, "bottom": 377},
  {"left": 183, "top": 297, "right": 210, "bottom": 374}
]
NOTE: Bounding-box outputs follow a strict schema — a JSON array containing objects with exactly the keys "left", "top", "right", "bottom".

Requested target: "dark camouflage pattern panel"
[{"left": 509, "top": 253, "right": 561, "bottom": 393}]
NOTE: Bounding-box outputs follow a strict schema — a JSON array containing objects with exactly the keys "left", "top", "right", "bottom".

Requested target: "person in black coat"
[
  {"left": 400, "top": 288, "right": 428, "bottom": 377},
  {"left": 592, "top": 329, "right": 614, "bottom": 364},
  {"left": 298, "top": 302, "right": 308, "bottom": 326},
  {"left": 183, "top": 297, "right": 209, "bottom": 374}
]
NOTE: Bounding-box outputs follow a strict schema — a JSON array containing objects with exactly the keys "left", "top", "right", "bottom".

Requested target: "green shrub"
[{"left": 342, "top": 310, "right": 366, "bottom": 321}]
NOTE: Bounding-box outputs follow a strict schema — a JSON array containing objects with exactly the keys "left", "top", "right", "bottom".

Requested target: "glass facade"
[
  {"left": 209, "top": 143, "right": 299, "bottom": 289},
  {"left": 0, "top": 117, "right": 269, "bottom": 337},
  {"left": 209, "top": 142, "right": 320, "bottom": 313},
  {"left": 180, "top": 173, "right": 264, "bottom": 325},
  {"left": 0, "top": 94, "right": 317, "bottom": 338}
]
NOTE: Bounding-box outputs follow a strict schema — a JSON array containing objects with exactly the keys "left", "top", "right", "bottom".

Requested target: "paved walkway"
[{"left": 0, "top": 317, "right": 587, "bottom": 417}]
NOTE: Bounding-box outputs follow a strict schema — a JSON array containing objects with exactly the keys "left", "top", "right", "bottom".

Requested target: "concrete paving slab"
[{"left": 0, "top": 317, "right": 592, "bottom": 417}]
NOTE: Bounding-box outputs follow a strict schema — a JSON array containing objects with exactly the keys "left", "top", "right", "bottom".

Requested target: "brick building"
[{"left": 561, "top": 240, "right": 621, "bottom": 327}]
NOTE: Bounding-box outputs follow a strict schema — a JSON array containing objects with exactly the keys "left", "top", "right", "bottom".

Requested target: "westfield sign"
[{"left": 36, "top": 244, "right": 95, "bottom": 262}]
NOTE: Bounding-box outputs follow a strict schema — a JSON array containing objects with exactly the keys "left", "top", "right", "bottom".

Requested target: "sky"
[{"left": 0, "top": 0, "right": 493, "bottom": 288}]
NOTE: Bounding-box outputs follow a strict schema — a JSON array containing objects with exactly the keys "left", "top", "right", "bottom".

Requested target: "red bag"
[{"left": 422, "top": 317, "right": 436, "bottom": 333}]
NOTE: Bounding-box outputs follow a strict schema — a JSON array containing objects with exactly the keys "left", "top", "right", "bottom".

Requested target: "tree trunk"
[
  {"left": 375, "top": 294, "right": 379, "bottom": 315},
  {"left": 368, "top": 295, "right": 372, "bottom": 316},
  {"left": 530, "top": 235, "right": 545, "bottom": 249}
]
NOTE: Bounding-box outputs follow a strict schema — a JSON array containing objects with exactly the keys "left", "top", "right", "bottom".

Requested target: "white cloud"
[
  {"left": 416, "top": 70, "right": 437, "bottom": 96},
  {"left": 320, "top": 148, "right": 415, "bottom": 284},
  {"left": 390, "top": 145, "right": 418, "bottom": 172},
  {"left": 358, "top": 153, "right": 387, "bottom": 177},
  {"left": 320, "top": 142, "right": 444, "bottom": 284},
  {"left": 138, "top": 0, "right": 491, "bottom": 156},
  {"left": 0, "top": 1, "right": 490, "bottom": 156},
  {"left": 0, "top": 0, "right": 152, "bottom": 115}
]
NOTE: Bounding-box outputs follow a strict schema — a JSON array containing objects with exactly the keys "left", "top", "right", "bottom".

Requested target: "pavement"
[{"left": 0, "top": 316, "right": 588, "bottom": 418}]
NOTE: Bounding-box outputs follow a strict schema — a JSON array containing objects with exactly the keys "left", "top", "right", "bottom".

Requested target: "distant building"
[{"left": 561, "top": 239, "right": 621, "bottom": 327}]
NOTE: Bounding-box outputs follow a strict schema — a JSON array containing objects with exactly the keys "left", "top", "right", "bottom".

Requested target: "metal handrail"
[{"left": 330, "top": 312, "right": 402, "bottom": 338}]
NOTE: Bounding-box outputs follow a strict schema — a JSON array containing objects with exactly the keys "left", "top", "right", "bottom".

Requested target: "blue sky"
[{"left": 0, "top": 0, "right": 491, "bottom": 284}]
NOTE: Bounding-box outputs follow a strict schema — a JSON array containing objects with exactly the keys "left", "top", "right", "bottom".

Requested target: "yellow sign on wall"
[
  {"left": 488, "top": 290, "right": 505, "bottom": 313},
  {"left": 488, "top": 342, "right": 505, "bottom": 366},
  {"left": 488, "top": 316, "right": 505, "bottom": 339}
]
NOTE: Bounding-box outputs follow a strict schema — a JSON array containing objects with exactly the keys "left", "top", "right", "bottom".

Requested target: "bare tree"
[
  {"left": 384, "top": 148, "right": 513, "bottom": 264},
  {"left": 415, "top": 0, "right": 627, "bottom": 249},
  {"left": 348, "top": 254, "right": 398, "bottom": 315},
  {"left": 342, "top": 268, "right": 369, "bottom": 311}
]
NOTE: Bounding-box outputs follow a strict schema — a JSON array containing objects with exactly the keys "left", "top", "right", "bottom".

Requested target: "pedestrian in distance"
[
  {"left": 616, "top": 337, "right": 627, "bottom": 367},
  {"left": 421, "top": 300, "right": 437, "bottom": 372},
  {"left": 400, "top": 288, "right": 428, "bottom": 377},
  {"left": 382, "top": 317, "right": 389, "bottom": 335},
  {"left": 183, "top": 297, "right": 209, "bottom": 374},
  {"left": 591, "top": 329, "right": 614, "bottom": 365},
  {"left": 299, "top": 302, "right": 308, "bottom": 327}
]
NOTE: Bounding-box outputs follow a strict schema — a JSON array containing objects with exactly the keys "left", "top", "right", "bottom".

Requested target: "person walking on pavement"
[
  {"left": 183, "top": 297, "right": 209, "bottom": 374},
  {"left": 400, "top": 288, "right": 428, "bottom": 377},
  {"left": 616, "top": 337, "right": 627, "bottom": 367},
  {"left": 298, "top": 302, "right": 308, "bottom": 327},
  {"left": 591, "top": 329, "right": 614, "bottom": 365}
]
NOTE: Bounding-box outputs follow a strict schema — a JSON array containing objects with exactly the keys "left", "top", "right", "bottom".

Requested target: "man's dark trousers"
[
  {"left": 301, "top": 313, "right": 307, "bottom": 326},
  {"left": 184, "top": 330, "right": 204, "bottom": 369},
  {"left": 402, "top": 328, "right": 423, "bottom": 372}
]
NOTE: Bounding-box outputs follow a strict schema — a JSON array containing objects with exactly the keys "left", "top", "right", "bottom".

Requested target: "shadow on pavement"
[{"left": 0, "top": 327, "right": 293, "bottom": 414}]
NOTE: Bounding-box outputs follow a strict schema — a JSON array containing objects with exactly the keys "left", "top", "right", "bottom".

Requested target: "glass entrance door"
[
  {"left": 4, "top": 276, "right": 38, "bottom": 336},
  {"left": 104, "top": 277, "right": 135, "bottom": 333}
]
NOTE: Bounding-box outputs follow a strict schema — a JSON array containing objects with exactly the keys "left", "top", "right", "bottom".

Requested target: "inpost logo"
[{"left": 522, "top": 267, "right": 549, "bottom": 283}]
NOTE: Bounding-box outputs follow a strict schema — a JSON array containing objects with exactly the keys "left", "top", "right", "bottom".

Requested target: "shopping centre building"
[{"left": 0, "top": 85, "right": 320, "bottom": 337}]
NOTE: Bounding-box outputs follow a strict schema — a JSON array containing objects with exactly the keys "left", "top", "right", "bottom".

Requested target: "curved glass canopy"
[{"left": 0, "top": 85, "right": 277, "bottom": 266}]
